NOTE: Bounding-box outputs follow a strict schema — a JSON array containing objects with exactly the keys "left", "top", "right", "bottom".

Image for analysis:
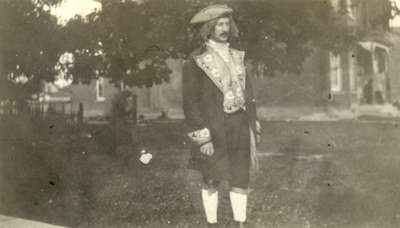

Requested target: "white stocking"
[
  {"left": 201, "top": 189, "right": 218, "bottom": 224},
  {"left": 230, "top": 191, "right": 247, "bottom": 222}
]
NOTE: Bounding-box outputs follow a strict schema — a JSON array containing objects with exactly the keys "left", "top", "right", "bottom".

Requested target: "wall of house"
[
  {"left": 129, "top": 58, "right": 184, "bottom": 118},
  {"left": 388, "top": 28, "right": 400, "bottom": 103},
  {"left": 58, "top": 58, "right": 185, "bottom": 119},
  {"left": 254, "top": 49, "right": 328, "bottom": 106},
  {"left": 63, "top": 79, "right": 119, "bottom": 118},
  {"left": 330, "top": 51, "right": 358, "bottom": 109}
]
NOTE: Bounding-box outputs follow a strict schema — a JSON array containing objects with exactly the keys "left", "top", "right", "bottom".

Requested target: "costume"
[
  {"left": 183, "top": 41, "right": 258, "bottom": 188},
  {"left": 182, "top": 5, "right": 260, "bottom": 227}
]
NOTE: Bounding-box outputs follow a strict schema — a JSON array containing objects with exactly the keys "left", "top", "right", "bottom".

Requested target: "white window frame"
[
  {"left": 345, "top": 0, "right": 355, "bottom": 19},
  {"left": 96, "top": 77, "right": 105, "bottom": 102},
  {"left": 375, "top": 47, "right": 388, "bottom": 74},
  {"left": 349, "top": 51, "right": 356, "bottom": 92},
  {"left": 329, "top": 52, "right": 343, "bottom": 93}
]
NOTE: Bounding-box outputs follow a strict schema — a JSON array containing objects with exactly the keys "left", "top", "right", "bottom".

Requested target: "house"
[
  {"left": 40, "top": 58, "right": 184, "bottom": 120},
  {"left": 251, "top": 0, "right": 395, "bottom": 119},
  {"left": 387, "top": 27, "right": 400, "bottom": 105},
  {"left": 42, "top": 0, "right": 397, "bottom": 121}
]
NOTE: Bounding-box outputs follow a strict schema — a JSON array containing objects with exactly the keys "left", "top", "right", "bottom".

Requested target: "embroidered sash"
[{"left": 194, "top": 48, "right": 246, "bottom": 113}]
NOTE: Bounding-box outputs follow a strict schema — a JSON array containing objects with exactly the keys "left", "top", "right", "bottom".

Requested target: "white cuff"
[{"left": 187, "top": 128, "right": 211, "bottom": 144}]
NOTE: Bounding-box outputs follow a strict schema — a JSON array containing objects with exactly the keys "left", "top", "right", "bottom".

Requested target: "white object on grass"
[{"left": 139, "top": 151, "right": 153, "bottom": 164}]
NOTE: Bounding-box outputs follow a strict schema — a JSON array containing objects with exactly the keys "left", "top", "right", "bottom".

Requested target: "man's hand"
[
  {"left": 256, "top": 120, "right": 262, "bottom": 133},
  {"left": 256, "top": 120, "right": 262, "bottom": 144},
  {"left": 200, "top": 142, "right": 214, "bottom": 156}
]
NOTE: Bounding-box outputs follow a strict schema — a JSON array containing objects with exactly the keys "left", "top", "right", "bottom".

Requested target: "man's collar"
[{"left": 206, "top": 39, "right": 230, "bottom": 50}]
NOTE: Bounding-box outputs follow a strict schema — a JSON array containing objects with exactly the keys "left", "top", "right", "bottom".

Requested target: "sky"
[{"left": 51, "top": 0, "right": 101, "bottom": 24}]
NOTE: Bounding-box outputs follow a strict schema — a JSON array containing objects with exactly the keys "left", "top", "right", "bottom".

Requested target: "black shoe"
[
  {"left": 232, "top": 221, "right": 246, "bottom": 228},
  {"left": 207, "top": 222, "right": 218, "bottom": 228}
]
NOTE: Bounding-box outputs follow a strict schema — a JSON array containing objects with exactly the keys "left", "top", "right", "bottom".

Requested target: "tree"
[
  {"left": 0, "top": 0, "right": 63, "bottom": 100},
  {"left": 62, "top": 0, "right": 172, "bottom": 88},
  {"left": 1, "top": 0, "right": 397, "bottom": 99}
]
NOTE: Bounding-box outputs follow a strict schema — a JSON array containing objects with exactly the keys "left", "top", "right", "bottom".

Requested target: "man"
[{"left": 182, "top": 4, "right": 261, "bottom": 228}]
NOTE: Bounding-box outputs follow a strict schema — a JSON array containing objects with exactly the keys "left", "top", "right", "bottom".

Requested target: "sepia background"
[{"left": 1, "top": 0, "right": 400, "bottom": 227}]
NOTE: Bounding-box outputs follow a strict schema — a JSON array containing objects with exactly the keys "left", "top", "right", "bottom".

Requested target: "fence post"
[
  {"left": 78, "top": 102, "right": 84, "bottom": 127},
  {"left": 129, "top": 94, "right": 139, "bottom": 147},
  {"left": 131, "top": 94, "right": 137, "bottom": 126}
]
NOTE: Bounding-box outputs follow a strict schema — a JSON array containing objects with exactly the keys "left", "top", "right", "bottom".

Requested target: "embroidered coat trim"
[{"left": 193, "top": 48, "right": 246, "bottom": 94}]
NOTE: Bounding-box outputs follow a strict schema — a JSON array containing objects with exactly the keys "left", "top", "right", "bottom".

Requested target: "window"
[
  {"left": 96, "top": 77, "right": 105, "bottom": 102},
  {"left": 375, "top": 48, "right": 387, "bottom": 73},
  {"left": 339, "top": 0, "right": 355, "bottom": 19},
  {"left": 329, "top": 52, "right": 342, "bottom": 92}
]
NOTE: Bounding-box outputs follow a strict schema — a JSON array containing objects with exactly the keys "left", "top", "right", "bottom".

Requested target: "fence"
[
  {"left": 0, "top": 100, "right": 18, "bottom": 115},
  {"left": 0, "top": 99, "right": 81, "bottom": 127}
]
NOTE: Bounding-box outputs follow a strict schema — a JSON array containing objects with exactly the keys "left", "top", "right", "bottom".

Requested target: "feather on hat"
[{"left": 190, "top": 4, "right": 233, "bottom": 24}]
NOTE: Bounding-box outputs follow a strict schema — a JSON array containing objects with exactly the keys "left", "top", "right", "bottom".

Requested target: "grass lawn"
[
  {"left": 251, "top": 121, "right": 400, "bottom": 228},
  {"left": 1, "top": 117, "right": 400, "bottom": 228}
]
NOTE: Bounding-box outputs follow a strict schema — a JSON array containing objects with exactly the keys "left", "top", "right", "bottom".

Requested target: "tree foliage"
[
  {"left": 65, "top": 0, "right": 394, "bottom": 86},
  {"left": 0, "top": 0, "right": 396, "bottom": 99},
  {"left": 62, "top": 1, "right": 173, "bottom": 88},
  {"left": 0, "top": 0, "right": 63, "bottom": 99}
]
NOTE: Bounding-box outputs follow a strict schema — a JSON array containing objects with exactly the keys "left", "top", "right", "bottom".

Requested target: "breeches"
[{"left": 203, "top": 109, "right": 250, "bottom": 189}]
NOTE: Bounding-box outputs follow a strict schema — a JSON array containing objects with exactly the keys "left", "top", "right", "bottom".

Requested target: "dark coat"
[{"left": 182, "top": 45, "right": 258, "bottom": 181}]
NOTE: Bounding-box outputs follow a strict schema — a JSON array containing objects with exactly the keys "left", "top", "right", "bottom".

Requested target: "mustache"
[{"left": 218, "top": 32, "right": 229, "bottom": 37}]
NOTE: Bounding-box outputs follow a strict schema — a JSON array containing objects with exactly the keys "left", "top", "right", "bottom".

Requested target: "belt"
[{"left": 224, "top": 108, "right": 245, "bottom": 116}]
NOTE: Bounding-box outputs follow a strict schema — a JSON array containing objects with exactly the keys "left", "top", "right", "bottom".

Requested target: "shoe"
[
  {"left": 232, "top": 221, "right": 246, "bottom": 228},
  {"left": 207, "top": 222, "right": 218, "bottom": 228}
]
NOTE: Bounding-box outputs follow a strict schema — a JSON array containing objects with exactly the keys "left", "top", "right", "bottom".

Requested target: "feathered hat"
[{"left": 189, "top": 4, "right": 233, "bottom": 24}]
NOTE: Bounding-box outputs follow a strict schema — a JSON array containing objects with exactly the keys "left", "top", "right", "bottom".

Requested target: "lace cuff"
[{"left": 187, "top": 128, "right": 211, "bottom": 145}]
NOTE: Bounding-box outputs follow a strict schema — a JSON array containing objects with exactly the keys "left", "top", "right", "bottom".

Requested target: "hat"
[{"left": 190, "top": 4, "right": 233, "bottom": 24}]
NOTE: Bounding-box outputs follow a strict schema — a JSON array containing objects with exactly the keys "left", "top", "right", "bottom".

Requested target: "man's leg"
[
  {"left": 228, "top": 112, "right": 251, "bottom": 227},
  {"left": 201, "top": 180, "right": 220, "bottom": 225},
  {"left": 230, "top": 187, "right": 248, "bottom": 225}
]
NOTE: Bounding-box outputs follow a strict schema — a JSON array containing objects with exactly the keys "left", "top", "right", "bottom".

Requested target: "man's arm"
[{"left": 182, "top": 56, "right": 211, "bottom": 145}]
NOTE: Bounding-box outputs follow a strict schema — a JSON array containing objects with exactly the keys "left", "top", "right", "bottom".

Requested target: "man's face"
[{"left": 210, "top": 17, "right": 230, "bottom": 43}]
